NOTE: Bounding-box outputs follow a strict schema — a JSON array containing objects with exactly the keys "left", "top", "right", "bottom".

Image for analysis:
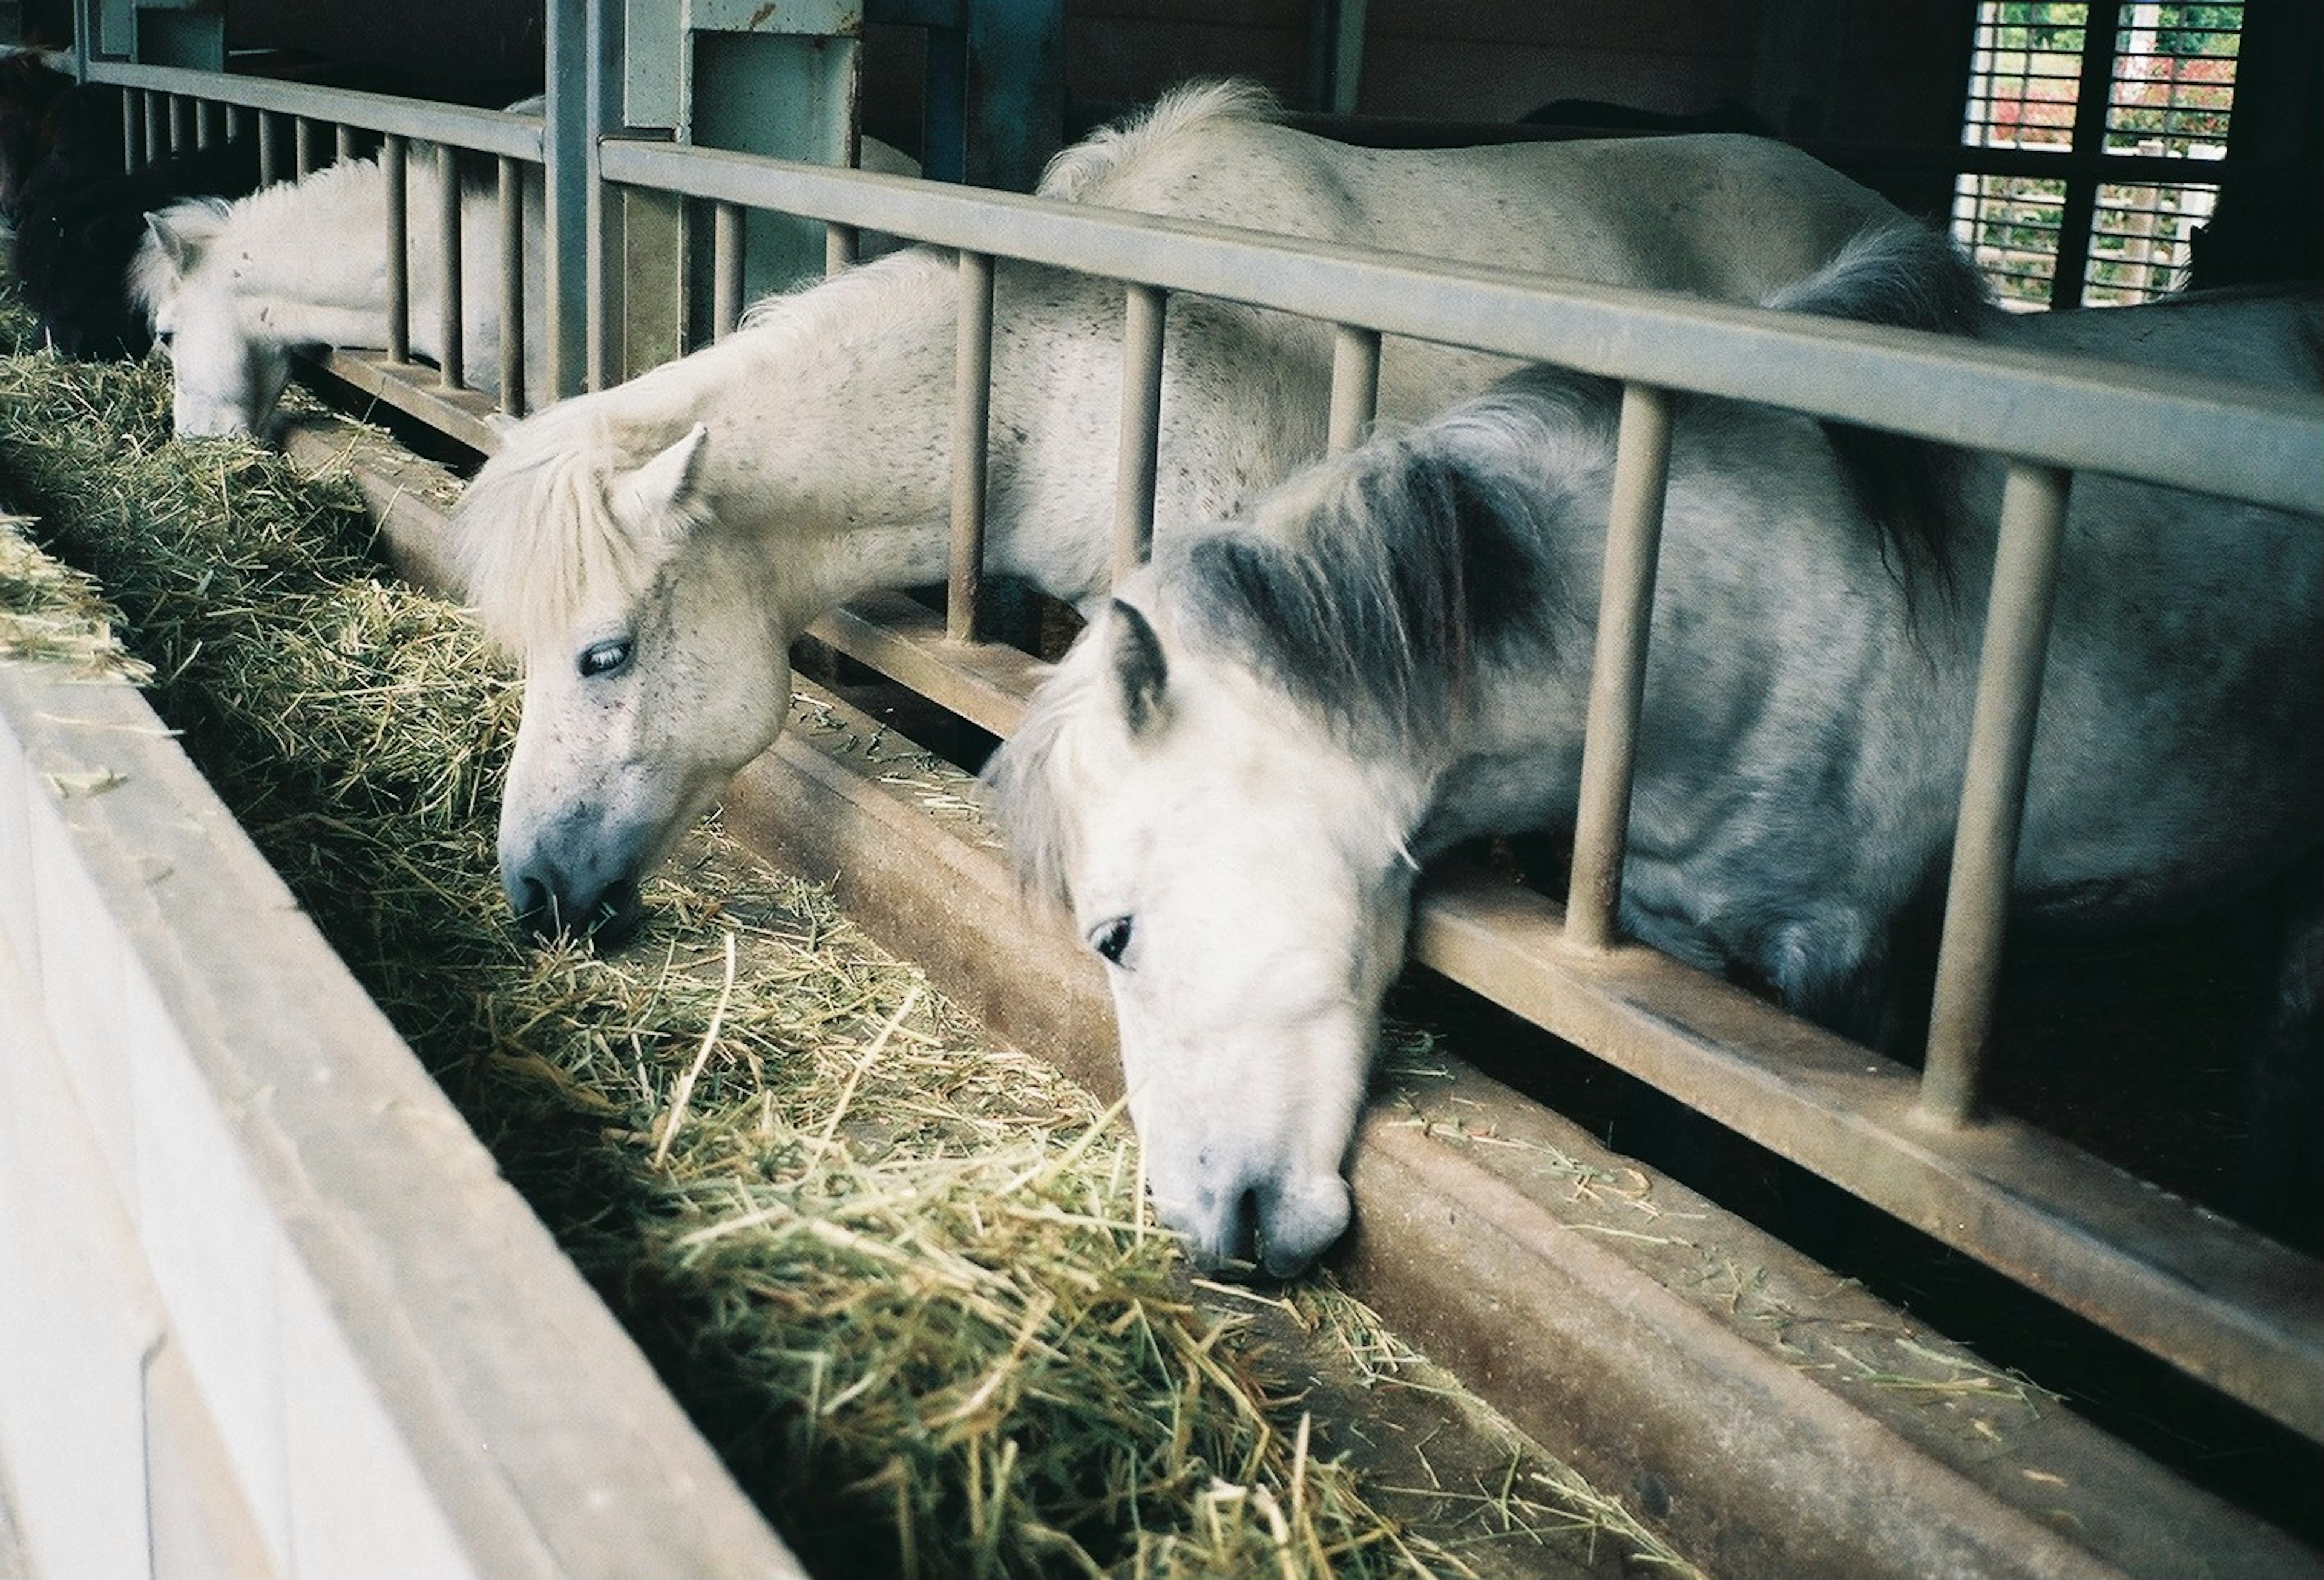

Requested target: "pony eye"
[
  {"left": 1089, "top": 916, "right": 1135, "bottom": 968},
  {"left": 577, "top": 637, "right": 633, "bottom": 678}
]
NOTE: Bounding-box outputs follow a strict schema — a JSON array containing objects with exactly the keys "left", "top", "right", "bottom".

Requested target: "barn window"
[{"left": 1952, "top": 2, "right": 2242, "bottom": 307}]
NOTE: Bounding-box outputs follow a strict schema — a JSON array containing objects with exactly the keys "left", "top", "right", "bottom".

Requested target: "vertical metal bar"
[
  {"left": 713, "top": 203, "right": 745, "bottom": 341},
  {"left": 383, "top": 137, "right": 410, "bottom": 366},
  {"left": 120, "top": 91, "right": 139, "bottom": 171},
  {"left": 1112, "top": 283, "right": 1167, "bottom": 583},
  {"left": 294, "top": 116, "right": 317, "bottom": 177},
  {"left": 543, "top": 0, "right": 590, "bottom": 399},
  {"left": 825, "top": 221, "right": 858, "bottom": 277},
  {"left": 1919, "top": 462, "right": 2075, "bottom": 1126},
  {"left": 195, "top": 99, "right": 220, "bottom": 151},
  {"left": 1327, "top": 323, "right": 1382, "bottom": 457},
  {"left": 581, "top": 0, "right": 624, "bottom": 392},
  {"left": 228, "top": 103, "right": 251, "bottom": 150},
  {"left": 258, "top": 111, "right": 281, "bottom": 188},
  {"left": 498, "top": 158, "right": 526, "bottom": 414},
  {"left": 947, "top": 251, "right": 996, "bottom": 643},
  {"left": 436, "top": 144, "right": 465, "bottom": 390},
  {"left": 337, "top": 123, "right": 358, "bottom": 165},
  {"left": 142, "top": 90, "right": 162, "bottom": 166},
  {"left": 168, "top": 94, "right": 190, "bottom": 155},
  {"left": 1564, "top": 382, "right": 1676, "bottom": 953},
  {"left": 2050, "top": 0, "right": 2125, "bottom": 308}
]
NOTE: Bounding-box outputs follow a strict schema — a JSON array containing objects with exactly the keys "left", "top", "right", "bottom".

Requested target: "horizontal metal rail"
[
  {"left": 84, "top": 61, "right": 545, "bottom": 162},
  {"left": 596, "top": 138, "right": 2323, "bottom": 516}
]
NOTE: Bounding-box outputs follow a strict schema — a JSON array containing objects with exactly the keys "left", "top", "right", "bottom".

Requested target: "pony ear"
[
  {"left": 1109, "top": 600, "right": 1171, "bottom": 736},
  {"left": 143, "top": 210, "right": 204, "bottom": 276},
  {"left": 621, "top": 422, "right": 709, "bottom": 528}
]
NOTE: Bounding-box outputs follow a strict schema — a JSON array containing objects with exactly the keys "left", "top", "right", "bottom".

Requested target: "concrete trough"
[{"left": 0, "top": 638, "right": 801, "bottom": 1575}]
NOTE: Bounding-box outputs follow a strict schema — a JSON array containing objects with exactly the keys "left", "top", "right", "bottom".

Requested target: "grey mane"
[
  {"left": 1762, "top": 219, "right": 1991, "bottom": 606},
  {"left": 1173, "top": 383, "right": 1601, "bottom": 762}
]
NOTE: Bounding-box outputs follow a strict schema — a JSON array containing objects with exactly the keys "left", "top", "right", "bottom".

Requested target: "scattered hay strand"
[{"left": 0, "top": 277, "right": 1687, "bottom": 1579}]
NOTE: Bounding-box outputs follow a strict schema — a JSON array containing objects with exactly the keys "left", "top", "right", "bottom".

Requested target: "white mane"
[
  {"left": 455, "top": 246, "right": 953, "bottom": 652},
  {"left": 131, "top": 156, "right": 387, "bottom": 309},
  {"left": 1035, "top": 79, "right": 1281, "bottom": 203}
]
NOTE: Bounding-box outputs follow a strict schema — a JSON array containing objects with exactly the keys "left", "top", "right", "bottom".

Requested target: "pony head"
[
  {"left": 986, "top": 579, "right": 1439, "bottom": 1276},
  {"left": 133, "top": 200, "right": 298, "bottom": 438},
  {"left": 453, "top": 413, "right": 792, "bottom": 944}
]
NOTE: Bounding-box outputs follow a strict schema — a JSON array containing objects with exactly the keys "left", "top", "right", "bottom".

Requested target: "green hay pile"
[{"left": 0, "top": 288, "right": 1687, "bottom": 1579}]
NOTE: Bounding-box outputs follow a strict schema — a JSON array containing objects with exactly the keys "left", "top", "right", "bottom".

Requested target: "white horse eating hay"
[
  {"left": 130, "top": 149, "right": 546, "bottom": 437},
  {"left": 982, "top": 228, "right": 2324, "bottom": 1274},
  {"left": 450, "top": 80, "right": 1905, "bottom": 941}
]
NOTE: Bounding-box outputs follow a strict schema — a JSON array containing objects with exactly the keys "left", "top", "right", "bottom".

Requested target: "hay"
[{"left": 0, "top": 278, "right": 1687, "bottom": 1579}]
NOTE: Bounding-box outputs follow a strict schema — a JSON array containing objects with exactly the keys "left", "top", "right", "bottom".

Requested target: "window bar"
[
  {"left": 258, "top": 111, "right": 283, "bottom": 188},
  {"left": 1919, "top": 461, "right": 2074, "bottom": 1125},
  {"left": 436, "top": 143, "right": 465, "bottom": 390},
  {"left": 228, "top": 103, "right": 252, "bottom": 151},
  {"left": 713, "top": 203, "right": 744, "bottom": 339},
  {"left": 120, "top": 90, "right": 138, "bottom": 171},
  {"left": 294, "top": 116, "right": 318, "bottom": 178},
  {"left": 142, "top": 90, "right": 163, "bottom": 167},
  {"left": 1112, "top": 283, "right": 1167, "bottom": 583},
  {"left": 2050, "top": 0, "right": 2129, "bottom": 306},
  {"left": 168, "top": 93, "right": 190, "bottom": 156},
  {"left": 1327, "top": 323, "right": 1382, "bottom": 456},
  {"left": 1563, "top": 382, "right": 1676, "bottom": 952},
  {"left": 826, "top": 221, "right": 859, "bottom": 277},
  {"left": 195, "top": 99, "right": 221, "bottom": 152},
  {"left": 383, "top": 136, "right": 410, "bottom": 365},
  {"left": 946, "top": 250, "right": 997, "bottom": 643},
  {"left": 337, "top": 123, "right": 358, "bottom": 165},
  {"left": 497, "top": 157, "right": 526, "bottom": 415}
]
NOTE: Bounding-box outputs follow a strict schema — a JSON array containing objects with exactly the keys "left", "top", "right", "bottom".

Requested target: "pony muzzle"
[
  {"left": 504, "top": 859, "right": 646, "bottom": 948},
  {"left": 1156, "top": 1167, "right": 1351, "bottom": 1280}
]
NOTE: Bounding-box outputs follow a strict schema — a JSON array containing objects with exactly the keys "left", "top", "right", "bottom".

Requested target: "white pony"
[
  {"left": 130, "top": 149, "right": 546, "bottom": 437},
  {"left": 982, "top": 228, "right": 2324, "bottom": 1274},
  {"left": 450, "top": 80, "right": 1906, "bottom": 941}
]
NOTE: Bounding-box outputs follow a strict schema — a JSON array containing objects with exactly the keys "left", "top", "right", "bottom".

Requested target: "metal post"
[
  {"left": 713, "top": 203, "right": 745, "bottom": 340},
  {"left": 120, "top": 91, "right": 138, "bottom": 171},
  {"left": 258, "top": 111, "right": 281, "bottom": 187},
  {"left": 825, "top": 221, "right": 858, "bottom": 277},
  {"left": 195, "top": 99, "right": 220, "bottom": 151},
  {"left": 947, "top": 251, "right": 996, "bottom": 643},
  {"left": 295, "top": 116, "right": 316, "bottom": 177},
  {"left": 582, "top": 0, "right": 625, "bottom": 392},
  {"left": 168, "top": 94, "right": 190, "bottom": 155},
  {"left": 1919, "top": 462, "right": 2075, "bottom": 1126},
  {"left": 1327, "top": 323, "right": 1381, "bottom": 456},
  {"left": 1112, "top": 283, "right": 1167, "bottom": 583},
  {"left": 142, "top": 90, "right": 162, "bottom": 166},
  {"left": 543, "top": 0, "right": 591, "bottom": 398},
  {"left": 497, "top": 157, "right": 526, "bottom": 415},
  {"left": 436, "top": 144, "right": 465, "bottom": 390},
  {"left": 1564, "top": 382, "right": 1676, "bottom": 953},
  {"left": 338, "top": 123, "right": 358, "bottom": 165},
  {"left": 384, "top": 136, "right": 410, "bottom": 365}
]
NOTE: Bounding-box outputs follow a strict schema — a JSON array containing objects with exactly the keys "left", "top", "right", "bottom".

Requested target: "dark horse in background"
[{"left": 2, "top": 49, "right": 261, "bottom": 358}]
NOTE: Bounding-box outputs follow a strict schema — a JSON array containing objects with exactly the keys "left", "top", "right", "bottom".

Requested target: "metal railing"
[
  {"left": 88, "top": 60, "right": 548, "bottom": 439},
  {"left": 62, "top": 44, "right": 2324, "bottom": 1444}
]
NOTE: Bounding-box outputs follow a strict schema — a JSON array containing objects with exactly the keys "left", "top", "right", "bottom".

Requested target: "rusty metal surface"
[
  {"left": 306, "top": 350, "right": 507, "bottom": 456},
  {"left": 1410, "top": 869, "right": 2324, "bottom": 1441},
  {"left": 715, "top": 675, "right": 2324, "bottom": 1580}
]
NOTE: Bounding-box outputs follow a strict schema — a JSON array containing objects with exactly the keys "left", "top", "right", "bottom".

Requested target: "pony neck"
[
  {"left": 213, "top": 159, "right": 392, "bottom": 315},
  {"left": 692, "top": 254, "right": 963, "bottom": 620}
]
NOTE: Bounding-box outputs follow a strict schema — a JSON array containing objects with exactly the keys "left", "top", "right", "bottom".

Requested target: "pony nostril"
[{"left": 510, "top": 875, "right": 565, "bottom": 940}]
